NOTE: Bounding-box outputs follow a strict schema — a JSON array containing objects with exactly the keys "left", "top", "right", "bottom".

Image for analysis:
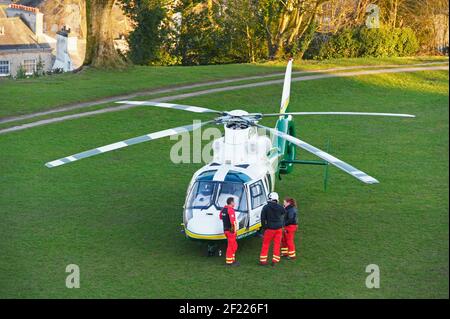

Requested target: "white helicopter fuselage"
[{"left": 182, "top": 110, "right": 279, "bottom": 241}]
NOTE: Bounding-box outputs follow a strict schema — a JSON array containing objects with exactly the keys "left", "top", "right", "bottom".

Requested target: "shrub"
[
  {"left": 396, "top": 27, "right": 419, "bottom": 56},
  {"left": 15, "top": 64, "right": 27, "bottom": 79},
  {"left": 357, "top": 27, "right": 393, "bottom": 57},
  {"left": 293, "top": 20, "right": 318, "bottom": 59},
  {"left": 312, "top": 26, "right": 419, "bottom": 60},
  {"left": 316, "top": 28, "right": 360, "bottom": 60}
]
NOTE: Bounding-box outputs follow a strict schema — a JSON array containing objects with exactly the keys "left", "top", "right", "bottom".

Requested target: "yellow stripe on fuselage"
[{"left": 185, "top": 223, "right": 262, "bottom": 240}]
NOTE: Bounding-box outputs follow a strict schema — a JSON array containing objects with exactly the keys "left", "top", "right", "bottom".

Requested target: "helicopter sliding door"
[{"left": 247, "top": 180, "right": 268, "bottom": 228}]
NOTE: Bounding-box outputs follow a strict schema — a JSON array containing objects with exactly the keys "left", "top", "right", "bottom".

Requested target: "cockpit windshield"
[
  {"left": 187, "top": 181, "right": 215, "bottom": 209},
  {"left": 186, "top": 181, "right": 248, "bottom": 212}
]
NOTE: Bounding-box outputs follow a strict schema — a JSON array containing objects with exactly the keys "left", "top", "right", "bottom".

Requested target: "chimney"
[
  {"left": 6, "top": 3, "right": 43, "bottom": 38},
  {"left": 35, "top": 11, "right": 43, "bottom": 38}
]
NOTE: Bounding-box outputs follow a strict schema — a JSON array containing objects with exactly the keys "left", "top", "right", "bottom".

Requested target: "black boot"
[{"left": 226, "top": 261, "right": 240, "bottom": 267}]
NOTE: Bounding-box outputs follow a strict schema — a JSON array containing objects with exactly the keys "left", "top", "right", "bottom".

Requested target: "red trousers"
[
  {"left": 281, "top": 225, "right": 298, "bottom": 258},
  {"left": 260, "top": 228, "right": 283, "bottom": 264},
  {"left": 224, "top": 231, "right": 238, "bottom": 264}
]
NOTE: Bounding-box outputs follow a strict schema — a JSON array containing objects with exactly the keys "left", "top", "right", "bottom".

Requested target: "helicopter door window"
[{"left": 250, "top": 181, "right": 266, "bottom": 209}]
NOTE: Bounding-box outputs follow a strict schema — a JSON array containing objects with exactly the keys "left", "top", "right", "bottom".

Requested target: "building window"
[
  {"left": 23, "top": 59, "right": 36, "bottom": 75},
  {"left": 0, "top": 60, "right": 10, "bottom": 76}
]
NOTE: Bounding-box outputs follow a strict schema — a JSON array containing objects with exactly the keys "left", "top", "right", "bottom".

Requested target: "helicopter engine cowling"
[{"left": 212, "top": 125, "right": 272, "bottom": 165}]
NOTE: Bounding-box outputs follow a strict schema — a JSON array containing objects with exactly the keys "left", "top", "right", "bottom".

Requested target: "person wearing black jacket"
[
  {"left": 259, "top": 192, "right": 285, "bottom": 266},
  {"left": 281, "top": 197, "right": 298, "bottom": 260}
]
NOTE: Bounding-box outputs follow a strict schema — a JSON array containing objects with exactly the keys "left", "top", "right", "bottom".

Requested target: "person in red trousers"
[
  {"left": 281, "top": 197, "right": 298, "bottom": 260},
  {"left": 220, "top": 197, "right": 239, "bottom": 267},
  {"left": 259, "top": 192, "right": 285, "bottom": 267}
]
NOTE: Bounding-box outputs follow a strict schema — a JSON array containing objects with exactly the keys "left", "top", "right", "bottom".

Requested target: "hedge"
[{"left": 309, "top": 26, "right": 419, "bottom": 60}]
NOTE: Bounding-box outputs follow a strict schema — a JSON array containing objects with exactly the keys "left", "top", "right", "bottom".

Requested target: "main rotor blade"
[
  {"left": 45, "top": 120, "right": 214, "bottom": 168},
  {"left": 279, "top": 58, "right": 293, "bottom": 114},
  {"left": 256, "top": 124, "right": 379, "bottom": 184},
  {"left": 116, "top": 101, "right": 223, "bottom": 114},
  {"left": 251, "top": 112, "right": 416, "bottom": 118}
]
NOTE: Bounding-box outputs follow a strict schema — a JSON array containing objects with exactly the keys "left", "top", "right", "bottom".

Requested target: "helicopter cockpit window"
[
  {"left": 196, "top": 170, "right": 217, "bottom": 181},
  {"left": 224, "top": 170, "right": 251, "bottom": 183},
  {"left": 215, "top": 182, "right": 248, "bottom": 212},
  {"left": 250, "top": 180, "right": 266, "bottom": 209},
  {"left": 187, "top": 181, "right": 215, "bottom": 209}
]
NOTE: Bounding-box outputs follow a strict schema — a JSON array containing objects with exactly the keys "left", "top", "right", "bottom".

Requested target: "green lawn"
[
  {"left": 0, "top": 64, "right": 448, "bottom": 298},
  {"left": 0, "top": 56, "right": 447, "bottom": 119}
]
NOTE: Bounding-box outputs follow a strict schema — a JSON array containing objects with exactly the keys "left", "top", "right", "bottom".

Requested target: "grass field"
[
  {"left": 0, "top": 56, "right": 447, "bottom": 118},
  {"left": 0, "top": 60, "right": 448, "bottom": 298}
]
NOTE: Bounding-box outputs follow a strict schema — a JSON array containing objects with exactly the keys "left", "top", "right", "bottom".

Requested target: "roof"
[
  {"left": 7, "top": 3, "right": 40, "bottom": 13},
  {"left": 0, "top": 16, "right": 50, "bottom": 51}
]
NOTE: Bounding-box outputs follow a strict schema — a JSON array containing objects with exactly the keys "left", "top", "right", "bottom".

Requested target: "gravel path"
[
  {"left": 0, "top": 63, "right": 447, "bottom": 135},
  {"left": 1, "top": 61, "right": 446, "bottom": 125}
]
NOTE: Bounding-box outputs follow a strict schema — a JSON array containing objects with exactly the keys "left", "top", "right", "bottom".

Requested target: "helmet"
[{"left": 268, "top": 192, "right": 279, "bottom": 202}]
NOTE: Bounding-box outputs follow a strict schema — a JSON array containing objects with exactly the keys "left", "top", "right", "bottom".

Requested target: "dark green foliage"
[
  {"left": 120, "top": 0, "right": 168, "bottom": 65},
  {"left": 15, "top": 64, "right": 27, "bottom": 79},
  {"left": 314, "top": 26, "right": 419, "bottom": 60},
  {"left": 118, "top": 1, "right": 423, "bottom": 65},
  {"left": 395, "top": 28, "right": 420, "bottom": 56},
  {"left": 175, "top": 1, "right": 262, "bottom": 65},
  {"left": 294, "top": 20, "right": 318, "bottom": 59},
  {"left": 33, "top": 57, "right": 46, "bottom": 78},
  {"left": 215, "top": 0, "right": 267, "bottom": 63},
  {"left": 317, "top": 29, "right": 360, "bottom": 60},
  {"left": 176, "top": 5, "right": 223, "bottom": 65}
]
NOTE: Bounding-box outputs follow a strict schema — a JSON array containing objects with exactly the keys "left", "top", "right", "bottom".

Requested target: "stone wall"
[{"left": 0, "top": 48, "right": 52, "bottom": 76}]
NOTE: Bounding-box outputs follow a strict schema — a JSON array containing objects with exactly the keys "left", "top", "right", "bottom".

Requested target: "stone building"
[{"left": 0, "top": 4, "right": 52, "bottom": 77}]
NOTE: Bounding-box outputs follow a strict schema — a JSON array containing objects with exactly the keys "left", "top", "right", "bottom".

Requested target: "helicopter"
[{"left": 45, "top": 59, "right": 415, "bottom": 246}]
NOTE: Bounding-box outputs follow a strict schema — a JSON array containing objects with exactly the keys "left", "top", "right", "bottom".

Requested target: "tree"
[
  {"left": 399, "top": 0, "right": 449, "bottom": 53},
  {"left": 175, "top": 0, "right": 224, "bottom": 65},
  {"left": 316, "top": 0, "right": 372, "bottom": 33},
  {"left": 217, "top": 0, "right": 266, "bottom": 63},
  {"left": 119, "top": 0, "right": 168, "bottom": 65},
  {"left": 84, "top": 0, "right": 126, "bottom": 68},
  {"left": 255, "top": 0, "right": 325, "bottom": 60}
]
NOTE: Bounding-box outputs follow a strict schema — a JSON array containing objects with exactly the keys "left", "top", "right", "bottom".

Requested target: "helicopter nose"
[{"left": 186, "top": 208, "right": 223, "bottom": 236}]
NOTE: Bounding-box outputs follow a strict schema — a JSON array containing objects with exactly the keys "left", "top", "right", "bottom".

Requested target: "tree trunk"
[{"left": 84, "top": 0, "right": 125, "bottom": 68}]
